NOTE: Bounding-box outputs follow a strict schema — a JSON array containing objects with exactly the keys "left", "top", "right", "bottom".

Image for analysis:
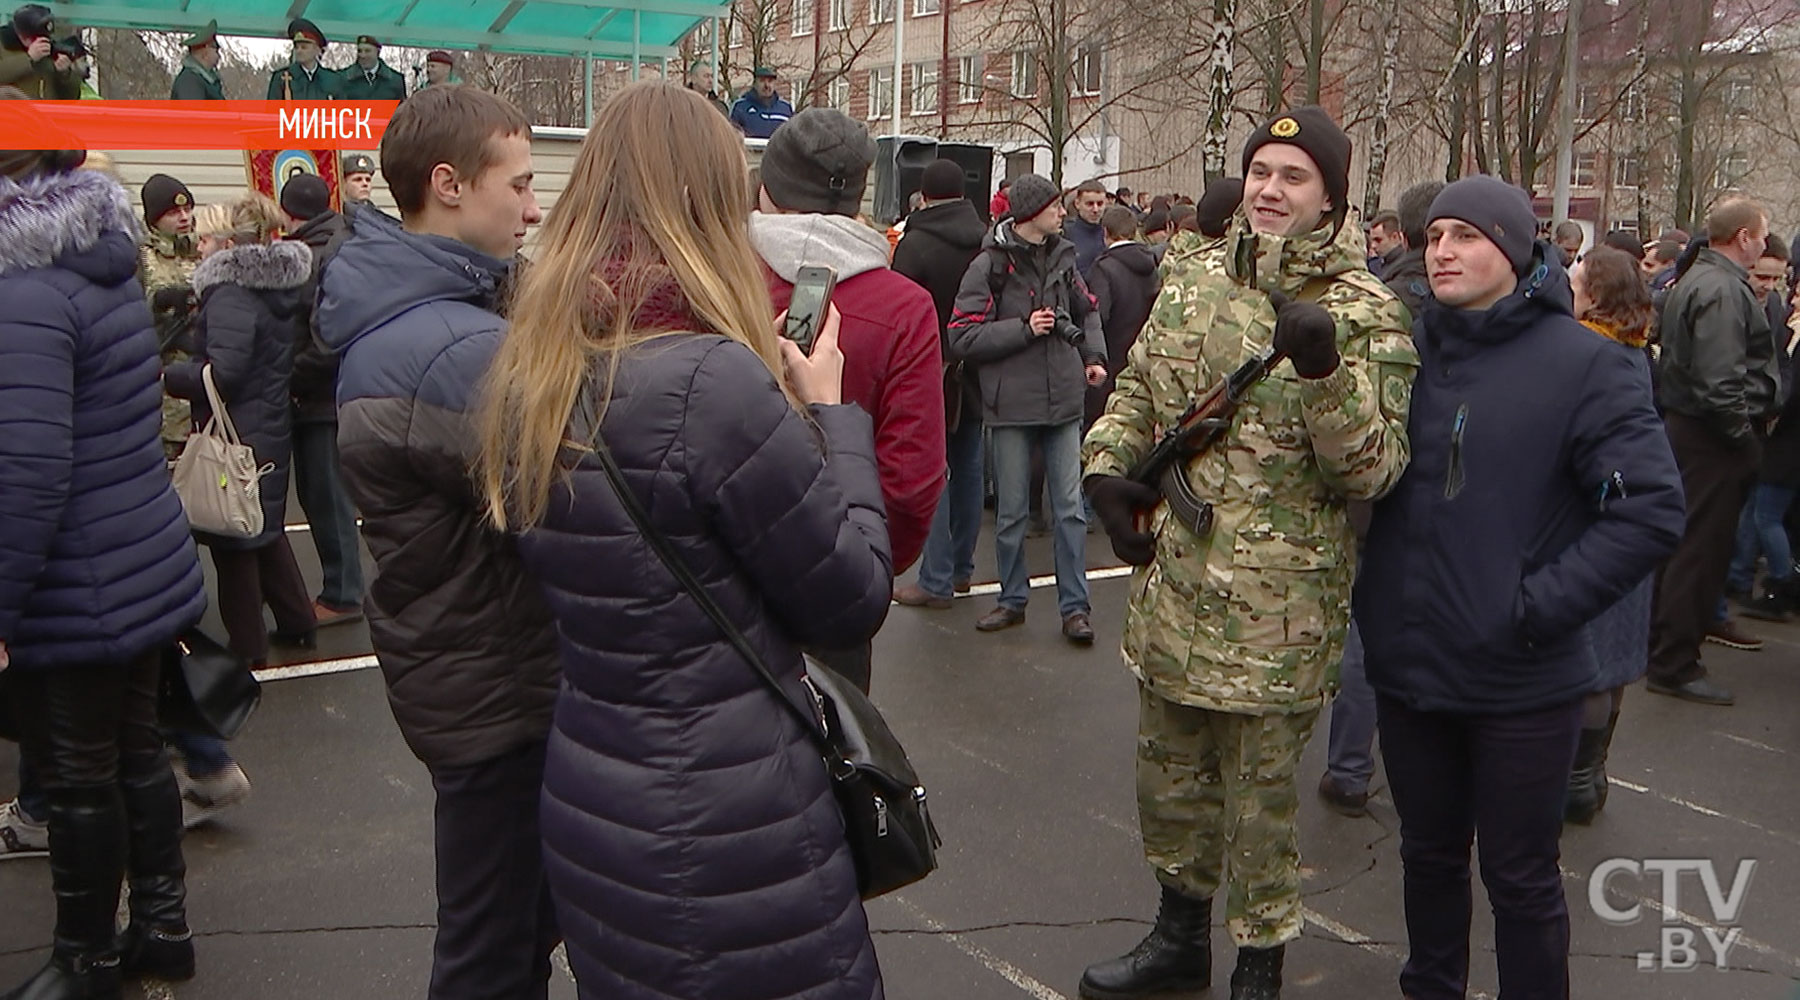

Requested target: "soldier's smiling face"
[{"left": 1243, "top": 144, "right": 1330, "bottom": 238}]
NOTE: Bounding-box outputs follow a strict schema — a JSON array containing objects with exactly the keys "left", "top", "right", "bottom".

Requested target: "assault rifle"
[{"left": 1126, "top": 347, "right": 1287, "bottom": 537}]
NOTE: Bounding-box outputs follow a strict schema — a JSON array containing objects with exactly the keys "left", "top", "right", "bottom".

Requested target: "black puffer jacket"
[
  {"left": 892, "top": 198, "right": 988, "bottom": 429},
  {"left": 1085, "top": 239, "right": 1160, "bottom": 423},
  {"left": 316, "top": 207, "right": 559, "bottom": 770},
  {"left": 163, "top": 240, "right": 312, "bottom": 551},
  {"left": 287, "top": 210, "right": 349, "bottom": 424},
  {"left": 522, "top": 335, "right": 892, "bottom": 1000},
  {"left": 1382, "top": 246, "right": 1428, "bottom": 321}
]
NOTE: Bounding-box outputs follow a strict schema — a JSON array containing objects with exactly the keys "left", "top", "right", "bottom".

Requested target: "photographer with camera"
[
  {"left": 948, "top": 172, "right": 1107, "bottom": 643},
  {"left": 0, "top": 4, "right": 80, "bottom": 99}
]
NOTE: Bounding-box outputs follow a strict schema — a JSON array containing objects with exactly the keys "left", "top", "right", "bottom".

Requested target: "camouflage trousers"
[{"left": 1137, "top": 684, "right": 1321, "bottom": 948}]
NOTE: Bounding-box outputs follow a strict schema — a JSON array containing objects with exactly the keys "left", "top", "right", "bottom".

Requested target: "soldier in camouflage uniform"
[
  {"left": 139, "top": 174, "right": 201, "bottom": 461},
  {"left": 1078, "top": 106, "right": 1419, "bottom": 1000}
]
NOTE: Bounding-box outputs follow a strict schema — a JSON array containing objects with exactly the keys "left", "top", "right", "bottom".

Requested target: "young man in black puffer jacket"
[{"left": 1084, "top": 204, "right": 1160, "bottom": 425}]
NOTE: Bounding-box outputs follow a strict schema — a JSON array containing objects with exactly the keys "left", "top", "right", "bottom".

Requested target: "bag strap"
[
  {"left": 199, "top": 365, "right": 244, "bottom": 448},
  {"left": 583, "top": 426, "right": 839, "bottom": 760}
]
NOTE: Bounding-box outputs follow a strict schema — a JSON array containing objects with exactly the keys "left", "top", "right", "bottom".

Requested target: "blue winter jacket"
[
  {"left": 0, "top": 169, "right": 205, "bottom": 669},
  {"left": 1355, "top": 245, "right": 1686, "bottom": 714}
]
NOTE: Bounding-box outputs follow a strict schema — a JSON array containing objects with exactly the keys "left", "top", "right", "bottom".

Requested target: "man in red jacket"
[{"left": 752, "top": 108, "right": 946, "bottom": 691}]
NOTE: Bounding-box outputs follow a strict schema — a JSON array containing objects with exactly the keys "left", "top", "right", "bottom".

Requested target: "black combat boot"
[
  {"left": 2, "top": 787, "right": 126, "bottom": 1000},
  {"left": 1562, "top": 725, "right": 1610, "bottom": 826},
  {"left": 1228, "top": 944, "right": 1284, "bottom": 1000},
  {"left": 117, "top": 767, "right": 195, "bottom": 982},
  {"left": 1077, "top": 885, "right": 1211, "bottom": 1000}
]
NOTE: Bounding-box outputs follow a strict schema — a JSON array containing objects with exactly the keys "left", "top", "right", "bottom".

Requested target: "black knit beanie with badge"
[{"left": 1241, "top": 105, "right": 1352, "bottom": 217}]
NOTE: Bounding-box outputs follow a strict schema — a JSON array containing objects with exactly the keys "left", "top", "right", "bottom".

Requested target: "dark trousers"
[
  {"left": 292, "top": 419, "right": 365, "bottom": 610},
  {"left": 1649, "top": 413, "right": 1759, "bottom": 685},
  {"left": 427, "top": 741, "right": 561, "bottom": 1000},
  {"left": 209, "top": 537, "right": 315, "bottom": 665},
  {"left": 11, "top": 652, "right": 167, "bottom": 792},
  {"left": 1377, "top": 695, "right": 1583, "bottom": 1000}
]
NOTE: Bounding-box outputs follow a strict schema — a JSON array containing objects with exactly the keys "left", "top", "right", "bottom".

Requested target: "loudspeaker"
[
  {"left": 934, "top": 142, "right": 995, "bottom": 223},
  {"left": 872, "top": 135, "right": 939, "bottom": 224}
]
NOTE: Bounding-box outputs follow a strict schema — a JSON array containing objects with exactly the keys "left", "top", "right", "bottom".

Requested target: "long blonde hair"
[{"left": 475, "top": 82, "right": 792, "bottom": 530}]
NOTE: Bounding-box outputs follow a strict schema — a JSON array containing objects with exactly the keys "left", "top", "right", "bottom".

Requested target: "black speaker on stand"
[
  {"left": 934, "top": 142, "right": 996, "bottom": 223},
  {"left": 872, "top": 135, "right": 939, "bottom": 225}
]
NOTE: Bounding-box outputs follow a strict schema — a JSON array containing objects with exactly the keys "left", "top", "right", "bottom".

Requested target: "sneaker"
[
  {"left": 1704, "top": 618, "right": 1764, "bottom": 652},
  {"left": 174, "top": 761, "right": 251, "bottom": 828},
  {"left": 0, "top": 799, "right": 49, "bottom": 860}
]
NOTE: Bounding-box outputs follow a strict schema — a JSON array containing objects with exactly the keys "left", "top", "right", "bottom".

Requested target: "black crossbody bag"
[{"left": 582, "top": 427, "right": 942, "bottom": 900}]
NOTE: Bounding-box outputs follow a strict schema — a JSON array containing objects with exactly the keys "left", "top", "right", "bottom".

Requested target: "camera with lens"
[{"left": 1053, "top": 308, "right": 1084, "bottom": 346}]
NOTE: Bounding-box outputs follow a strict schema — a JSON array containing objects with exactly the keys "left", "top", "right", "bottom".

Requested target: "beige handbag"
[{"left": 171, "top": 365, "right": 268, "bottom": 539}]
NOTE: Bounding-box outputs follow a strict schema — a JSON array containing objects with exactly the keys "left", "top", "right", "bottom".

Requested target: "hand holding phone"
[
  {"left": 784, "top": 265, "right": 838, "bottom": 357},
  {"left": 778, "top": 303, "right": 844, "bottom": 406}
]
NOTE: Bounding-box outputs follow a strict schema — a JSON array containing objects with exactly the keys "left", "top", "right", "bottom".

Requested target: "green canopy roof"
[{"left": 48, "top": 0, "right": 722, "bottom": 59}]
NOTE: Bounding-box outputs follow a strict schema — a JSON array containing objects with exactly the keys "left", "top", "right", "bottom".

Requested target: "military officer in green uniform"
[
  {"left": 338, "top": 34, "right": 406, "bottom": 100},
  {"left": 138, "top": 174, "right": 203, "bottom": 461},
  {"left": 268, "top": 17, "right": 337, "bottom": 100},
  {"left": 341, "top": 152, "right": 375, "bottom": 210},
  {"left": 169, "top": 19, "right": 225, "bottom": 99},
  {"left": 1079, "top": 106, "right": 1419, "bottom": 1000}
]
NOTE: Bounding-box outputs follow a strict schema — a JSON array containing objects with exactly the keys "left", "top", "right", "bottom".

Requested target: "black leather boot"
[
  {"left": 1077, "top": 885, "right": 1211, "bottom": 1000},
  {"left": 2, "top": 787, "right": 126, "bottom": 1000},
  {"left": 1591, "top": 708, "right": 1620, "bottom": 814},
  {"left": 117, "top": 767, "right": 195, "bottom": 982},
  {"left": 1228, "top": 944, "right": 1284, "bottom": 1000},
  {"left": 1562, "top": 726, "right": 1610, "bottom": 826}
]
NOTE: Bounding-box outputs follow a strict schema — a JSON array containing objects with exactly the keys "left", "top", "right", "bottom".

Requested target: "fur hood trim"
[
  {"left": 0, "top": 169, "right": 144, "bottom": 277},
  {"left": 191, "top": 240, "right": 312, "bottom": 296}
]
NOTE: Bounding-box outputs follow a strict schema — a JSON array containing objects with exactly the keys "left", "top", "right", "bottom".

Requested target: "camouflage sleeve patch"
[{"left": 1297, "top": 292, "right": 1419, "bottom": 502}]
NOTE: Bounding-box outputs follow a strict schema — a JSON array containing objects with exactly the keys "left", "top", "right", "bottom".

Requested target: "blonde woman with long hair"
[{"left": 474, "top": 83, "right": 893, "bottom": 1000}]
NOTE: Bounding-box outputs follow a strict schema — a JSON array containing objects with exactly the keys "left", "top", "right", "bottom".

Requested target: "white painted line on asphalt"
[
  {"left": 1715, "top": 731, "right": 1790, "bottom": 756},
  {"left": 252, "top": 655, "right": 380, "bottom": 682},
  {"left": 890, "top": 895, "right": 1072, "bottom": 1000},
  {"left": 1299, "top": 906, "right": 1405, "bottom": 962},
  {"left": 1606, "top": 776, "right": 1800, "bottom": 848},
  {"left": 949, "top": 565, "right": 1136, "bottom": 600},
  {"left": 1562, "top": 865, "right": 1800, "bottom": 972},
  {"left": 281, "top": 518, "right": 364, "bottom": 535}
]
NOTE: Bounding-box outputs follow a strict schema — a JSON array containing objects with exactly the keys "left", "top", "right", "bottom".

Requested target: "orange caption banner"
[{"left": 0, "top": 101, "right": 402, "bottom": 150}]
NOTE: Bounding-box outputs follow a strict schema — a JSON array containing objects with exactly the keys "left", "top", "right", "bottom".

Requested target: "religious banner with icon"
[{"left": 245, "top": 149, "right": 341, "bottom": 213}]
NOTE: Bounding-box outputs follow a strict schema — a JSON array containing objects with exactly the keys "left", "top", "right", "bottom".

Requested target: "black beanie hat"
[
  {"left": 1242, "top": 105, "right": 1352, "bottom": 215},
  {"left": 1196, "top": 177, "right": 1243, "bottom": 239},
  {"left": 760, "top": 108, "right": 876, "bottom": 216},
  {"left": 1006, "top": 173, "right": 1059, "bottom": 223},
  {"left": 141, "top": 173, "right": 194, "bottom": 228},
  {"left": 1428, "top": 175, "right": 1538, "bottom": 277},
  {"left": 280, "top": 174, "right": 331, "bottom": 221},
  {"left": 920, "top": 159, "right": 966, "bottom": 201}
]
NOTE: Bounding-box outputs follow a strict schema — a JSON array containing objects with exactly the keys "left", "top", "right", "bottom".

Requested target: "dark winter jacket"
[
  {"left": 948, "top": 220, "right": 1106, "bottom": 427},
  {"left": 753, "top": 212, "right": 944, "bottom": 574},
  {"left": 1356, "top": 245, "right": 1686, "bottom": 715},
  {"left": 267, "top": 61, "right": 338, "bottom": 100},
  {"left": 316, "top": 206, "right": 559, "bottom": 770},
  {"left": 0, "top": 31, "right": 80, "bottom": 99},
  {"left": 1760, "top": 329, "right": 1800, "bottom": 488},
  {"left": 0, "top": 169, "right": 205, "bottom": 670},
  {"left": 1085, "top": 239, "right": 1160, "bottom": 424},
  {"left": 287, "top": 211, "right": 350, "bottom": 424},
  {"left": 1382, "top": 246, "right": 1428, "bottom": 321},
  {"left": 169, "top": 57, "right": 225, "bottom": 100},
  {"left": 1657, "top": 248, "right": 1781, "bottom": 448},
  {"left": 164, "top": 240, "right": 312, "bottom": 551},
  {"left": 1064, "top": 215, "right": 1106, "bottom": 276},
  {"left": 729, "top": 88, "right": 794, "bottom": 138},
  {"left": 523, "top": 335, "right": 891, "bottom": 1000},
  {"left": 336, "top": 60, "right": 406, "bottom": 100},
  {"left": 891, "top": 198, "right": 988, "bottom": 431}
]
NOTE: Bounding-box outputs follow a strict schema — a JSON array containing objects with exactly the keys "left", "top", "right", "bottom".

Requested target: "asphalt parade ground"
[{"left": 4, "top": 518, "right": 1800, "bottom": 1000}]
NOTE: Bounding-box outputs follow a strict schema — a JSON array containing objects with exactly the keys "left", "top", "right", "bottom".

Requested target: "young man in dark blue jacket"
[{"left": 1354, "top": 176, "right": 1686, "bottom": 1000}]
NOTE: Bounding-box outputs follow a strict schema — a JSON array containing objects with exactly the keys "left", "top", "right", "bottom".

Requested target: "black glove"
[
  {"left": 1085, "top": 475, "right": 1161, "bottom": 566},
  {"left": 1269, "top": 292, "right": 1339, "bottom": 379},
  {"left": 151, "top": 286, "right": 193, "bottom": 313}
]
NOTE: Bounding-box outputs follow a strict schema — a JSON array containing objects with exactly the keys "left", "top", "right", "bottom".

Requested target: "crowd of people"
[{"left": 0, "top": 62, "right": 1793, "bottom": 1000}]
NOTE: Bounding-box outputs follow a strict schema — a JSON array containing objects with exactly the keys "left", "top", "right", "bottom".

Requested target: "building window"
[
  {"left": 868, "top": 66, "right": 893, "bottom": 119},
  {"left": 1724, "top": 74, "right": 1754, "bottom": 117},
  {"left": 958, "top": 54, "right": 982, "bottom": 103},
  {"left": 910, "top": 62, "right": 939, "bottom": 115},
  {"left": 827, "top": 74, "right": 851, "bottom": 111},
  {"left": 829, "top": 0, "right": 850, "bottom": 30},
  {"left": 1613, "top": 154, "right": 1641, "bottom": 189},
  {"left": 1621, "top": 85, "right": 1644, "bottom": 122},
  {"left": 1717, "top": 150, "right": 1750, "bottom": 189},
  {"left": 914, "top": 0, "right": 940, "bottom": 14},
  {"left": 869, "top": 0, "right": 893, "bottom": 24},
  {"left": 1572, "top": 151, "right": 1598, "bottom": 188},
  {"left": 729, "top": 14, "right": 743, "bottom": 47},
  {"left": 1072, "top": 43, "right": 1102, "bottom": 97},
  {"left": 791, "top": 0, "right": 814, "bottom": 34},
  {"left": 1010, "top": 49, "right": 1037, "bottom": 99}
]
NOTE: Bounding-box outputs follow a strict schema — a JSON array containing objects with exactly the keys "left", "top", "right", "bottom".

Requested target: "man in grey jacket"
[
  {"left": 1647, "top": 196, "right": 1781, "bottom": 706},
  {"left": 949, "top": 173, "right": 1107, "bottom": 643}
]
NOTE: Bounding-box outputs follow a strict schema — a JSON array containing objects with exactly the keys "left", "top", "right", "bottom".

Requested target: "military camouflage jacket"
[
  {"left": 140, "top": 231, "right": 200, "bottom": 454},
  {"left": 1084, "top": 210, "right": 1419, "bottom": 714}
]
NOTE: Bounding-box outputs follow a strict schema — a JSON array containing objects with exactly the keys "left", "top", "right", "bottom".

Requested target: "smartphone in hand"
[{"left": 784, "top": 265, "right": 838, "bottom": 357}]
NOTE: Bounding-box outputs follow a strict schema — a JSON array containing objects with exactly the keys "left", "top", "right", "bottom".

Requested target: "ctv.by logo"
[{"left": 1588, "top": 858, "right": 1757, "bottom": 971}]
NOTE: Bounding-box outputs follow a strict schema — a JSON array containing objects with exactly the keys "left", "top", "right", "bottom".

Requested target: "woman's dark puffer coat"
[
  {"left": 0, "top": 168, "right": 205, "bottom": 669},
  {"left": 518, "top": 335, "right": 894, "bottom": 1000},
  {"left": 163, "top": 240, "right": 311, "bottom": 550}
]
